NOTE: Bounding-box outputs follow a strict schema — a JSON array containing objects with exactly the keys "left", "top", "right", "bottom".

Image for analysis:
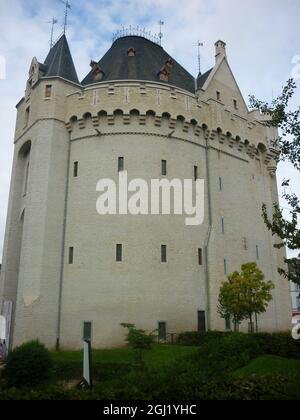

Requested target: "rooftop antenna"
[
  {"left": 60, "top": 0, "right": 71, "bottom": 34},
  {"left": 48, "top": 18, "right": 58, "bottom": 48},
  {"left": 196, "top": 41, "right": 204, "bottom": 75},
  {"left": 158, "top": 20, "right": 164, "bottom": 46}
]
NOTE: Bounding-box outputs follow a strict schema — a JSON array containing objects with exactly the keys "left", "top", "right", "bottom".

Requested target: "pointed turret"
[{"left": 43, "top": 34, "right": 79, "bottom": 84}]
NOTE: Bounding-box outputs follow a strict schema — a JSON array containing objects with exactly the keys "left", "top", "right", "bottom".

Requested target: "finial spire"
[
  {"left": 60, "top": 0, "right": 71, "bottom": 34},
  {"left": 197, "top": 41, "right": 204, "bottom": 75},
  {"left": 48, "top": 18, "right": 58, "bottom": 48},
  {"left": 158, "top": 20, "right": 164, "bottom": 46}
]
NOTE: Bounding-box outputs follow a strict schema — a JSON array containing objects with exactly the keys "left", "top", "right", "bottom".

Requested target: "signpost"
[{"left": 78, "top": 322, "right": 93, "bottom": 389}]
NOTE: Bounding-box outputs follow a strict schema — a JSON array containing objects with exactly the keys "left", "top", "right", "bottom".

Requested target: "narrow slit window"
[
  {"left": 118, "top": 157, "right": 124, "bottom": 172},
  {"left": 73, "top": 161, "right": 78, "bottom": 178},
  {"left": 256, "top": 245, "right": 259, "bottom": 260},
  {"left": 161, "top": 245, "right": 167, "bottom": 263},
  {"left": 219, "top": 176, "right": 222, "bottom": 191},
  {"left": 198, "top": 248, "right": 203, "bottom": 266},
  {"left": 233, "top": 99, "right": 238, "bottom": 110},
  {"left": 162, "top": 160, "right": 167, "bottom": 176},
  {"left": 45, "top": 84, "right": 52, "bottom": 98},
  {"left": 69, "top": 247, "right": 74, "bottom": 265},
  {"left": 194, "top": 166, "right": 198, "bottom": 181},
  {"left": 116, "top": 244, "right": 123, "bottom": 262},
  {"left": 25, "top": 106, "right": 30, "bottom": 127},
  {"left": 216, "top": 91, "right": 221, "bottom": 101},
  {"left": 221, "top": 218, "right": 225, "bottom": 234},
  {"left": 224, "top": 258, "right": 227, "bottom": 275}
]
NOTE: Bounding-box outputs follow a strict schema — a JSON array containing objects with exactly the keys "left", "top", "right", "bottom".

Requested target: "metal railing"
[{"left": 112, "top": 26, "right": 161, "bottom": 46}]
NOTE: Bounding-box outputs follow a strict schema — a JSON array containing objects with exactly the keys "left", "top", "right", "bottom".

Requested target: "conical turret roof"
[
  {"left": 82, "top": 36, "right": 195, "bottom": 93},
  {"left": 43, "top": 34, "right": 79, "bottom": 84}
]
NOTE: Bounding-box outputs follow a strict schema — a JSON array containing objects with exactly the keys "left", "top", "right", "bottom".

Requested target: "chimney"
[{"left": 215, "top": 40, "right": 226, "bottom": 63}]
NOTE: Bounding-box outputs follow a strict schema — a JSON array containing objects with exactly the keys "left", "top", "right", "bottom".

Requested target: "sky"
[{"left": 0, "top": 0, "right": 299, "bottom": 262}]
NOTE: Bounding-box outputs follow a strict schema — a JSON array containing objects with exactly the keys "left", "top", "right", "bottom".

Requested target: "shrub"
[
  {"left": 253, "top": 332, "right": 300, "bottom": 359},
  {"left": 52, "top": 361, "right": 130, "bottom": 381},
  {"left": 177, "top": 331, "right": 227, "bottom": 346},
  {"left": 3, "top": 341, "right": 53, "bottom": 388}
]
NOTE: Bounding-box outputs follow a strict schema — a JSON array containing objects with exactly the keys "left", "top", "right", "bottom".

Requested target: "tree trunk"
[
  {"left": 249, "top": 314, "right": 254, "bottom": 333},
  {"left": 255, "top": 313, "right": 258, "bottom": 333}
]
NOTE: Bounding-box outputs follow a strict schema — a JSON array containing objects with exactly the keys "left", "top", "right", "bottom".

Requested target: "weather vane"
[
  {"left": 158, "top": 20, "right": 164, "bottom": 46},
  {"left": 60, "top": 0, "right": 71, "bottom": 34},
  {"left": 48, "top": 18, "right": 58, "bottom": 48}
]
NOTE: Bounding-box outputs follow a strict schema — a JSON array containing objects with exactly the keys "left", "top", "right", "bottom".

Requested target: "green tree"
[
  {"left": 218, "top": 263, "right": 274, "bottom": 333},
  {"left": 249, "top": 79, "right": 300, "bottom": 288},
  {"left": 121, "top": 323, "right": 156, "bottom": 368},
  {"left": 218, "top": 271, "right": 248, "bottom": 332},
  {"left": 239, "top": 263, "right": 274, "bottom": 333}
]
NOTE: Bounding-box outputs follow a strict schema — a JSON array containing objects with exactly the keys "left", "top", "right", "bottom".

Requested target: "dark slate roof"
[
  {"left": 197, "top": 68, "right": 212, "bottom": 90},
  {"left": 82, "top": 36, "right": 196, "bottom": 93},
  {"left": 43, "top": 34, "right": 79, "bottom": 84}
]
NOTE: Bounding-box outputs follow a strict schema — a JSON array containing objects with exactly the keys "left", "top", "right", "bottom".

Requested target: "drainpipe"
[
  {"left": 204, "top": 128, "right": 213, "bottom": 331},
  {"left": 56, "top": 130, "right": 72, "bottom": 351}
]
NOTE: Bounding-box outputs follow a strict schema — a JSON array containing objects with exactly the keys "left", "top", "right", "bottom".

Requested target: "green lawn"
[
  {"left": 233, "top": 355, "right": 300, "bottom": 378},
  {"left": 51, "top": 344, "right": 198, "bottom": 368}
]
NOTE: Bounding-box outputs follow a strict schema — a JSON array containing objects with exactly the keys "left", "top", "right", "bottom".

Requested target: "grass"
[
  {"left": 51, "top": 344, "right": 198, "bottom": 368},
  {"left": 233, "top": 355, "right": 300, "bottom": 378}
]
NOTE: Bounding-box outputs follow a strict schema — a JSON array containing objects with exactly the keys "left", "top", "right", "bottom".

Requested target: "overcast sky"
[{"left": 0, "top": 0, "right": 299, "bottom": 262}]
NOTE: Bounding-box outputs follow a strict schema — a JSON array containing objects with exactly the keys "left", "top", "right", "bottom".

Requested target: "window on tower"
[
  {"left": 194, "top": 166, "right": 198, "bottom": 181},
  {"left": 24, "top": 106, "right": 30, "bottom": 127},
  {"left": 233, "top": 99, "right": 238, "bottom": 110},
  {"left": 118, "top": 157, "right": 124, "bottom": 172},
  {"left": 162, "top": 160, "right": 167, "bottom": 176},
  {"left": 69, "top": 247, "right": 74, "bottom": 265},
  {"left": 216, "top": 91, "right": 221, "bottom": 101},
  {"left": 198, "top": 248, "right": 203, "bottom": 266},
  {"left": 116, "top": 244, "right": 123, "bottom": 262},
  {"left": 73, "top": 161, "right": 78, "bottom": 178},
  {"left": 219, "top": 176, "right": 222, "bottom": 191},
  {"left": 224, "top": 258, "right": 227, "bottom": 275},
  {"left": 161, "top": 245, "right": 167, "bottom": 263},
  {"left": 45, "top": 84, "right": 52, "bottom": 98}
]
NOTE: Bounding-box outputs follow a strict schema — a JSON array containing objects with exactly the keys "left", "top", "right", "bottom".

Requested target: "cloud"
[{"left": 0, "top": 0, "right": 299, "bottom": 260}]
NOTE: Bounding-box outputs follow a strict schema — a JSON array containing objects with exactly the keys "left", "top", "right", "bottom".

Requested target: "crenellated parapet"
[{"left": 64, "top": 82, "right": 280, "bottom": 168}]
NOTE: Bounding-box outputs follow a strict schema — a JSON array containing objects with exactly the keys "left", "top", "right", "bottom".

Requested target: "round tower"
[{"left": 0, "top": 32, "right": 292, "bottom": 350}]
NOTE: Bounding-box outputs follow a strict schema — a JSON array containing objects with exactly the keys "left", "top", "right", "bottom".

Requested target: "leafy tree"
[
  {"left": 249, "top": 79, "right": 300, "bottom": 288},
  {"left": 239, "top": 263, "right": 274, "bottom": 332},
  {"left": 218, "top": 271, "right": 248, "bottom": 332},
  {"left": 218, "top": 263, "right": 274, "bottom": 333},
  {"left": 121, "top": 323, "right": 156, "bottom": 367}
]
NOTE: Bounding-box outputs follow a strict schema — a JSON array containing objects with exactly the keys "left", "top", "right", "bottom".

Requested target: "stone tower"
[{"left": 0, "top": 32, "right": 292, "bottom": 349}]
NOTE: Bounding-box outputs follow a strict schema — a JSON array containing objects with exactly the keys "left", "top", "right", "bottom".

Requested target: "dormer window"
[
  {"left": 158, "top": 58, "right": 173, "bottom": 82},
  {"left": 158, "top": 68, "right": 169, "bottom": 82},
  {"left": 90, "top": 61, "right": 104, "bottom": 81},
  {"left": 127, "top": 47, "right": 136, "bottom": 57}
]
